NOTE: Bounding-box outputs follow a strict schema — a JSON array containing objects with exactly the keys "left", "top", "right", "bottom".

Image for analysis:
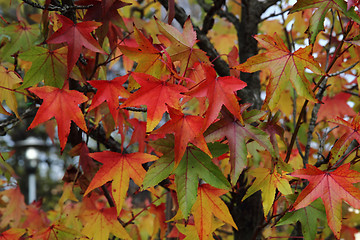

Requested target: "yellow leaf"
[
  {"left": 0, "top": 66, "right": 22, "bottom": 117},
  {"left": 192, "top": 184, "right": 237, "bottom": 240},
  {"left": 243, "top": 168, "right": 292, "bottom": 217}
]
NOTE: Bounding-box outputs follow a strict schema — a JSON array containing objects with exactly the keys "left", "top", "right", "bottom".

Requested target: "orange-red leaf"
[
  {"left": 46, "top": 15, "right": 106, "bottom": 75},
  {"left": 152, "top": 106, "right": 211, "bottom": 165},
  {"left": 121, "top": 73, "right": 187, "bottom": 131},
  {"left": 188, "top": 64, "right": 246, "bottom": 127},
  {"left": 119, "top": 26, "right": 168, "bottom": 79},
  {"left": 317, "top": 92, "right": 356, "bottom": 121},
  {"left": 234, "top": 34, "right": 322, "bottom": 110},
  {"left": 0, "top": 228, "right": 26, "bottom": 240},
  {"left": 88, "top": 76, "right": 130, "bottom": 125},
  {"left": 84, "top": 151, "right": 158, "bottom": 215},
  {"left": 291, "top": 163, "right": 360, "bottom": 238},
  {"left": 28, "top": 86, "right": 88, "bottom": 151}
]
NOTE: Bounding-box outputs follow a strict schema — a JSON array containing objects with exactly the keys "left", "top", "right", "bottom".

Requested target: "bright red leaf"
[
  {"left": 28, "top": 86, "right": 88, "bottom": 151},
  {"left": 291, "top": 163, "right": 360, "bottom": 238},
  {"left": 88, "top": 75, "right": 130, "bottom": 126},
  {"left": 84, "top": 151, "right": 158, "bottom": 215},
  {"left": 46, "top": 15, "right": 106, "bottom": 75},
  {"left": 120, "top": 73, "right": 187, "bottom": 131},
  {"left": 152, "top": 106, "right": 212, "bottom": 165},
  {"left": 188, "top": 64, "right": 246, "bottom": 128}
]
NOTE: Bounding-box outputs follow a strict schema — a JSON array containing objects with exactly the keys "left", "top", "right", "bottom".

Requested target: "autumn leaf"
[
  {"left": 291, "top": 163, "right": 360, "bottom": 238},
  {"left": 317, "top": 92, "right": 356, "bottom": 121},
  {"left": 174, "top": 143, "right": 230, "bottom": 218},
  {"left": 0, "top": 66, "right": 22, "bottom": 117},
  {"left": 156, "top": 17, "right": 210, "bottom": 74},
  {"left": 0, "top": 187, "right": 26, "bottom": 228},
  {"left": 28, "top": 86, "right": 88, "bottom": 151},
  {"left": 81, "top": 207, "right": 131, "bottom": 240},
  {"left": 119, "top": 26, "right": 168, "bottom": 79},
  {"left": 76, "top": 0, "right": 130, "bottom": 27},
  {"left": 148, "top": 203, "right": 167, "bottom": 239},
  {"left": 0, "top": 21, "right": 40, "bottom": 59},
  {"left": 127, "top": 118, "right": 147, "bottom": 152},
  {"left": 88, "top": 75, "right": 130, "bottom": 125},
  {"left": 290, "top": 0, "right": 360, "bottom": 43},
  {"left": 31, "top": 224, "right": 84, "bottom": 240},
  {"left": 46, "top": 15, "right": 106, "bottom": 75},
  {"left": 192, "top": 184, "right": 237, "bottom": 240},
  {"left": 328, "top": 113, "right": 360, "bottom": 164},
  {"left": 234, "top": 34, "right": 323, "bottom": 110},
  {"left": 187, "top": 64, "right": 247, "bottom": 127},
  {"left": 142, "top": 135, "right": 175, "bottom": 190},
  {"left": 84, "top": 151, "right": 158, "bottom": 215},
  {"left": 205, "top": 109, "right": 275, "bottom": 184},
  {"left": 0, "top": 228, "right": 26, "bottom": 240},
  {"left": 19, "top": 46, "right": 69, "bottom": 89},
  {"left": 152, "top": 106, "right": 211, "bottom": 165},
  {"left": 277, "top": 198, "right": 326, "bottom": 240},
  {"left": 243, "top": 167, "right": 292, "bottom": 217},
  {"left": 121, "top": 73, "right": 187, "bottom": 131}
]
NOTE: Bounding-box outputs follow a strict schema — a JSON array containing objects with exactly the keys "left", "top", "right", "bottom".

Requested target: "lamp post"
[
  {"left": 25, "top": 147, "right": 39, "bottom": 203},
  {"left": 14, "top": 137, "right": 46, "bottom": 204}
]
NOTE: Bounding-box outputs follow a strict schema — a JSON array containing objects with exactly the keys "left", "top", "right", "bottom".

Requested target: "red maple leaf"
[
  {"left": 46, "top": 15, "right": 106, "bottom": 76},
  {"left": 28, "top": 86, "right": 88, "bottom": 151},
  {"left": 317, "top": 92, "right": 355, "bottom": 121},
  {"left": 120, "top": 73, "right": 187, "bottom": 131},
  {"left": 188, "top": 64, "right": 247, "bottom": 128},
  {"left": 88, "top": 75, "right": 130, "bottom": 125},
  {"left": 291, "top": 163, "right": 360, "bottom": 238},
  {"left": 152, "top": 106, "right": 211, "bottom": 165},
  {"left": 84, "top": 151, "right": 158, "bottom": 215}
]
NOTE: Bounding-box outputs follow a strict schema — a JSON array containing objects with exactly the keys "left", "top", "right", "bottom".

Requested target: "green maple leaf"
[
  {"left": 277, "top": 198, "right": 326, "bottom": 240},
  {"left": 19, "top": 46, "right": 74, "bottom": 88},
  {"left": 174, "top": 143, "right": 230, "bottom": 218},
  {"left": 0, "top": 21, "right": 40, "bottom": 60},
  {"left": 290, "top": 0, "right": 360, "bottom": 43},
  {"left": 143, "top": 141, "right": 230, "bottom": 218}
]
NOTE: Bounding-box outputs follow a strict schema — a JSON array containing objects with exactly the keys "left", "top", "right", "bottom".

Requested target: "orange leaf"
[
  {"left": 28, "top": 86, "right": 88, "bottom": 151},
  {"left": 192, "top": 184, "right": 237, "bottom": 240},
  {"left": 121, "top": 73, "right": 187, "bottom": 131},
  {"left": 152, "top": 106, "right": 211, "bottom": 165},
  {"left": 84, "top": 151, "right": 158, "bottom": 215},
  {"left": 291, "top": 163, "right": 360, "bottom": 238},
  {"left": 119, "top": 25, "right": 168, "bottom": 79},
  {"left": 234, "top": 33, "right": 323, "bottom": 110}
]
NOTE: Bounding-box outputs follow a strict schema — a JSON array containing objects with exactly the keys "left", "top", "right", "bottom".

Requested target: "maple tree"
[{"left": 2, "top": 0, "right": 360, "bottom": 239}]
